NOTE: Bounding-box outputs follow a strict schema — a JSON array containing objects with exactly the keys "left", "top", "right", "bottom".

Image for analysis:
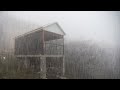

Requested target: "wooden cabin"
[{"left": 15, "top": 22, "right": 65, "bottom": 79}]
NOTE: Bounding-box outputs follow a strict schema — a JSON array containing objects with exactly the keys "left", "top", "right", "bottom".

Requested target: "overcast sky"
[{"left": 5, "top": 11, "right": 120, "bottom": 47}]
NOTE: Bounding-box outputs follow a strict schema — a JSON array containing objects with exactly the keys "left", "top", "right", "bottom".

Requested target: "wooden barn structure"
[{"left": 14, "top": 22, "right": 65, "bottom": 79}]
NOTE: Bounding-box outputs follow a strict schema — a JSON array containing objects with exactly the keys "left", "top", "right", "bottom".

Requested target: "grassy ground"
[{"left": 0, "top": 56, "right": 41, "bottom": 79}]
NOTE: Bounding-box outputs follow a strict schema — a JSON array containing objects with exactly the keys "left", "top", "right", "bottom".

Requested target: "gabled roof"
[
  {"left": 43, "top": 22, "right": 66, "bottom": 35},
  {"left": 15, "top": 22, "right": 65, "bottom": 39}
]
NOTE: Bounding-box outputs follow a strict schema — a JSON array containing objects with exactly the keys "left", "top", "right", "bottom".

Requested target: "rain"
[{"left": 0, "top": 11, "right": 120, "bottom": 79}]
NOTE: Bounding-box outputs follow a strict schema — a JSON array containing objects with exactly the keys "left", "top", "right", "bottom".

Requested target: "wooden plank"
[{"left": 15, "top": 55, "right": 64, "bottom": 58}]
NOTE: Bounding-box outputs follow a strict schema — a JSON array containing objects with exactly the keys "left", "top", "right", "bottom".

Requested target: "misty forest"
[{"left": 0, "top": 11, "right": 120, "bottom": 79}]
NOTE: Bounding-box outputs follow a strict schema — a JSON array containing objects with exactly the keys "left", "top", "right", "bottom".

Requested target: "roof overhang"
[{"left": 15, "top": 22, "right": 65, "bottom": 39}]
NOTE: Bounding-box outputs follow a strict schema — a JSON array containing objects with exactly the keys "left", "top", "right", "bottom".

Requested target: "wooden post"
[
  {"left": 63, "top": 56, "right": 65, "bottom": 77},
  {"left": 42, "top": 30, "right": 45, "bottom": 55},
  {"left": 40, "top": 56, "right": 46, "bottom": 79},
  {"left": 40, "top": 30, "right": 47, "bottom": 79},
  {"left": 63, "top": 36, "right": 65, "bottom": 76},
  {"left": 62, "top": 36, "right": 65, "bottom": 56},
  {"left": 24, "top": 57, "right": 28, "bottom": 68}
]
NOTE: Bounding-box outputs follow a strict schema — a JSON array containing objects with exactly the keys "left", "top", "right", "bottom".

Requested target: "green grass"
[{"left": 0, "top": 56, "right": 41, "bottom": 79}]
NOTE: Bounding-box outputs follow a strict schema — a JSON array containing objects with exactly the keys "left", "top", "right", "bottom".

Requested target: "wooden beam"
[{"left": 15, "top": 55, "right": 64, "bottom": 58}]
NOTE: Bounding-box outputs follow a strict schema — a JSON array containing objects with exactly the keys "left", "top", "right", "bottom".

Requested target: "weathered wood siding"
[{"left": 15, "top": 30, "right": 43, "bottom": 55}]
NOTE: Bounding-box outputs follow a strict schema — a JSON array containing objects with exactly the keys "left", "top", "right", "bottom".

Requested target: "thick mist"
[
  {"left": 0, "top": 11, "right": 120, "bottom": 79},
  {"left": 6, "top": 11, "right": 120, "bottom": 47}
]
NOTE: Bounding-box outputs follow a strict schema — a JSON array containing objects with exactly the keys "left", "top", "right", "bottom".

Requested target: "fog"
[
  {"left": 1, "top": 11, "right": 120, "bottom": 48},
  {"left": 6, "top": 11, "right": 120, "bottom": 47},
  {"left": 0, "top": 11, "right": 120, "bottom": 79}
]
